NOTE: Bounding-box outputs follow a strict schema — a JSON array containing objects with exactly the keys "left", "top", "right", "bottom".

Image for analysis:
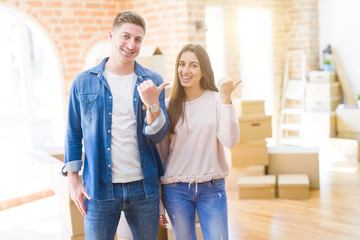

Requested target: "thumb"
[
  {"left": 233, "top": 80, "right": 242, "bottom": 89},
  {"left": 157, "top": 82, "right": 170, "bottom": 92}
]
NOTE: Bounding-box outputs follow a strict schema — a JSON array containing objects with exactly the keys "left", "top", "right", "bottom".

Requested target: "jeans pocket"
[{"left": 211, "top": 178, "right": 225, "bottom": 188}]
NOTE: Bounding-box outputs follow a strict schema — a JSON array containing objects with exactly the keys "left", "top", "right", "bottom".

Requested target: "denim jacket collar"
[{"left": 89, "top": 57, "right": 150, "bottom": 83}]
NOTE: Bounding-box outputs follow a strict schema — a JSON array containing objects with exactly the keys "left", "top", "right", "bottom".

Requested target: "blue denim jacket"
[{"left": 62, "top": 57, "right": 170, "bottom": 201}]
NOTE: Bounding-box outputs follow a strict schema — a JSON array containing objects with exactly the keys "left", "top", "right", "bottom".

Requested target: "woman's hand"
[
  {"left": 159, "top": 214, "right": 169, "bottom": 228},
  {"left": 218, "top": 77, "right": 242, "bottom": 104}
]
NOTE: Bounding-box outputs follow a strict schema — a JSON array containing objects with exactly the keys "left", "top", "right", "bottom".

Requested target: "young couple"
[{"left": 63, "top": 11, "right": 240, "bottom": 240}]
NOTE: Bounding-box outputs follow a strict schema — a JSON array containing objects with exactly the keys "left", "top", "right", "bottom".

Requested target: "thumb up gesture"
[
  {"left": 137, "top": 80, "right": 169, "bottom": 107},
  {"left": 218, "top": 77, "right": 241, "bottom": 104}
]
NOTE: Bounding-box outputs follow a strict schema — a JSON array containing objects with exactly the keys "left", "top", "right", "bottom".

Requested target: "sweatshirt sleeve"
[{"left": 216, "top": 96, "right": 240, "bottom": 148}]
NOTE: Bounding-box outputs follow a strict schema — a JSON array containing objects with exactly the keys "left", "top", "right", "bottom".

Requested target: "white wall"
[{"left": 319, "top": 0, "right": 360, "bottom": 98}]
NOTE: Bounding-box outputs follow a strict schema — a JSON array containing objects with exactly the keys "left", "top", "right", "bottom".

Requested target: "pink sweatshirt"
[{"left": 157, "top": 90, "right": 240, "bottom": 185}]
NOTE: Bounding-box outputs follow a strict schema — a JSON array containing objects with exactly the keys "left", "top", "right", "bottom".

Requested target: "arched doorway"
[{"left": 0, "top": 5, "right": 65, "bottom": 202}]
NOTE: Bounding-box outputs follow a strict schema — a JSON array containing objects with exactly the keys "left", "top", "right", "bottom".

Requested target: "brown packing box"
[
  {"left": 267, "top": 146, "right": 319, "bottom": 189},
  {"left": 305, "top": 96, "right": 342, "bottom": 112},
  {"left": 61, "top": 227, "right": 85, "bottom": 240},
  {"left": 237, "top": 175, "right": 276, "bottom": 199},
  {"left": 278, "top": 174, "right": 310, "bottom": 200},
  {"left": 167, "top": 222, "right": 203, "bottom": 240},
  {"left": 309, "top": 71, "right": 337, "bottom": 82},
  {"left": 306, "top": 81, "right": 342, "bottom": 99},
  {"left": 232, "top": 98, "right": 265, "bottom": 116},
  {"left": 238, "top": 115, "right": 272, "bottom": 141},
  {"left": 136, "top": 46, "right": 166, "bottom": 80},
  {"left": 229, "top": 139, "right": 269, "bottom": 168},
  {"left": 58, "top": 200, "right": 84, "bottom": 236}
]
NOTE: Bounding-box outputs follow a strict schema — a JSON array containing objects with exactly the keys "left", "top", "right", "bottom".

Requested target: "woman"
[{"left": 157, "top": 44, "right": 241, "bottom": 239}]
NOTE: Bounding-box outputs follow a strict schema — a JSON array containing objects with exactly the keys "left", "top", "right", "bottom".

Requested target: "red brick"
[
  {"left": 45, "top": 1, "right": 62, "bottom": 8},
  {"left": 26, "top": 1, "right": 42, "bottom": 7}
]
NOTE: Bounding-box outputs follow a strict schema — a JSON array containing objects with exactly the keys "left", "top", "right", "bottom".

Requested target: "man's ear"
[{"left": 108, "top": 30, "right": 113, "bottom": 40}]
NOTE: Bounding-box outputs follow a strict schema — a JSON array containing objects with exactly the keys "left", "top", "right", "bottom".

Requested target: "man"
[{"left": 62, "top": 11, "right": 170, "bottom": 240}]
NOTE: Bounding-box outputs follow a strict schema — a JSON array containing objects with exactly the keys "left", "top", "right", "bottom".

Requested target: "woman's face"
[{"left": 177, "top": 51, "right": 202, "bottom": 90}]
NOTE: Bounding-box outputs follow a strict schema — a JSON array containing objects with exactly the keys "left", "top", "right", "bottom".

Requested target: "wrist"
[
  {"left": 220, "top": 94, "right": 232, "bottom": 104},
  {"left": 143, "top": 102, "right": 160, "bottom": 113}
]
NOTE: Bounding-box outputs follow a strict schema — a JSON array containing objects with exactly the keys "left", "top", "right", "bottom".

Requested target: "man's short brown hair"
[{"left": 112, "top": 11, "right": 146, "bottom": 33}]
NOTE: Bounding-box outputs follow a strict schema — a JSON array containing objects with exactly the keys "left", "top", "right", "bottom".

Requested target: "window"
[
  {"left": 238, "top": 8, "right": 273, "bottom": 114},
  {"left": 205, "top": 6, "right": 226, "bottom": 83},
  {"left": 0, "top": 6, "right": 64, "bottom": 201}
]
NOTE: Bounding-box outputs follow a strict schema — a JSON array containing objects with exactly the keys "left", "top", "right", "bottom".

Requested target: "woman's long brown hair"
[{"left": 167, "top": 44, "right": 218, "bottom": 134}]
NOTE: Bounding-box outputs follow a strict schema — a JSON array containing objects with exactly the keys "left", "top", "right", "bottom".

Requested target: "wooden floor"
[{"left": 226, "top": 138, "right": 360, "bottom": 240}]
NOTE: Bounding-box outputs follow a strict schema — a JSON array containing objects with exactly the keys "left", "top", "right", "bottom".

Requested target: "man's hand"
[
  {"left": 218, "top": 77, "right": 242, "bottom": 104},
  {"left": 137, "top": 80, "right": 169, "bottom": 108},
  {"left": 68, "top": 172, "right": 91, "bottom": 216}
]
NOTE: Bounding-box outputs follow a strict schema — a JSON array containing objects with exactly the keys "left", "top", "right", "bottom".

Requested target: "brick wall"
[{"left": 1, "top": 0, "right": 318, "bottom": 136}]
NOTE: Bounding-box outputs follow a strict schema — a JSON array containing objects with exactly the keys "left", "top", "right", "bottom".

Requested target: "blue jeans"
[
  {"left": 162, "top": 178, "right": 229, "bottom": 240},
  {"left": 84, "top": 180, "right": 159, "bottom": 240}
]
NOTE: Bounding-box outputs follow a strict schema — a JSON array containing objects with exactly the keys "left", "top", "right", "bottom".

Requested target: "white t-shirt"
[{"left": 104, "top": 70, "right": 143, "bottom": 183}]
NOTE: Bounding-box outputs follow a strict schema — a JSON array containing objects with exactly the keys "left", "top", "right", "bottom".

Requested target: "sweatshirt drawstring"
[{"left": 188, "top": 182, "right": 198, "bottom": 195}]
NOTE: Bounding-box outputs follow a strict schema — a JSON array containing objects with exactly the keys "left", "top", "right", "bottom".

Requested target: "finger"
[
  {"left": 233, "top": 80, "right": 242, "bottom": 89},
  {"left": 78, "top": 199, "right": 87, "bottom": 216},
  {"left": 157, "top": 82, "right": 170, "bottom": 92},
  {"left": 83, "top": 190, "right": 92, "bottom": 200},
  {"left": 74, "top": 199, "right": 85, "bottom": 216}
]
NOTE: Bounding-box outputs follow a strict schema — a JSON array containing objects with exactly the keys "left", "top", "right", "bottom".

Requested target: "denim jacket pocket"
[{"left": 80, "top": 93, "right": 99, "bottom": 120}]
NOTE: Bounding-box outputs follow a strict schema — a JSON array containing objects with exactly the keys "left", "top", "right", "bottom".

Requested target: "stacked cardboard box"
[
  {"left": 267, "top": 146, "right": 319, "bottom": 189},
  {"left": 237, "top": 175, "right": 276, "bottom": 199},
  {"left": 228, "top": 99, "right": 272, "bottom": 169},
  {"left": 302, "top": 71, "right": 342, "bottom": 143},
  {"left": 306, "top": 71, "right": 342, "bottom": 112},
  {"left": 277, "top": 174, "right": 310, "bottom": 199}
]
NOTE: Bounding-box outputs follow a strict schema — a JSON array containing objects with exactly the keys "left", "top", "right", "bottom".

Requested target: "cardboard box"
[
  {"left": 305, "top": 96, "right": 342, "bottom": 112},
  {"left": 336, "top": 104, "right": 360, "bottom": 135},
  {"left": 309, "top": 71, "right": 337, "bottom": 82},
  {"left": 306, "top": 81, "right": 342, "bottom": 99},
  {"left": 278, "top": 174, "right": 310, "bottom": 199},
  {"left": 229, "top": 140, "right": 269, "bottom": 168},
  {"left": 232, "top": 98, "right": 265, "bottom": 116},
  {"left": 59, "top": 201, "right": 84, "bottom": 237},
  {"left": 268, "top": 146, "right": 319, "bottom": 189},
  {"left": 167, "top": 222, "right": 203, "bottom": 240},
  {"left": 238, "top": 115, "right": 272, "bottom": 141},
  {"left": 136, "top": 46, "right": 166, "bottom": 80},
  {"left": 237, "top": 175, "right": 276, "bottom": 199},
  {"left": 61, "top": 227, "right": 85, "bottom": 240}
]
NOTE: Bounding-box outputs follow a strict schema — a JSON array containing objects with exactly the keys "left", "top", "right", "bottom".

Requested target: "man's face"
[{"left": 109, "top": 22, "right": 144, "bottom": 63}]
